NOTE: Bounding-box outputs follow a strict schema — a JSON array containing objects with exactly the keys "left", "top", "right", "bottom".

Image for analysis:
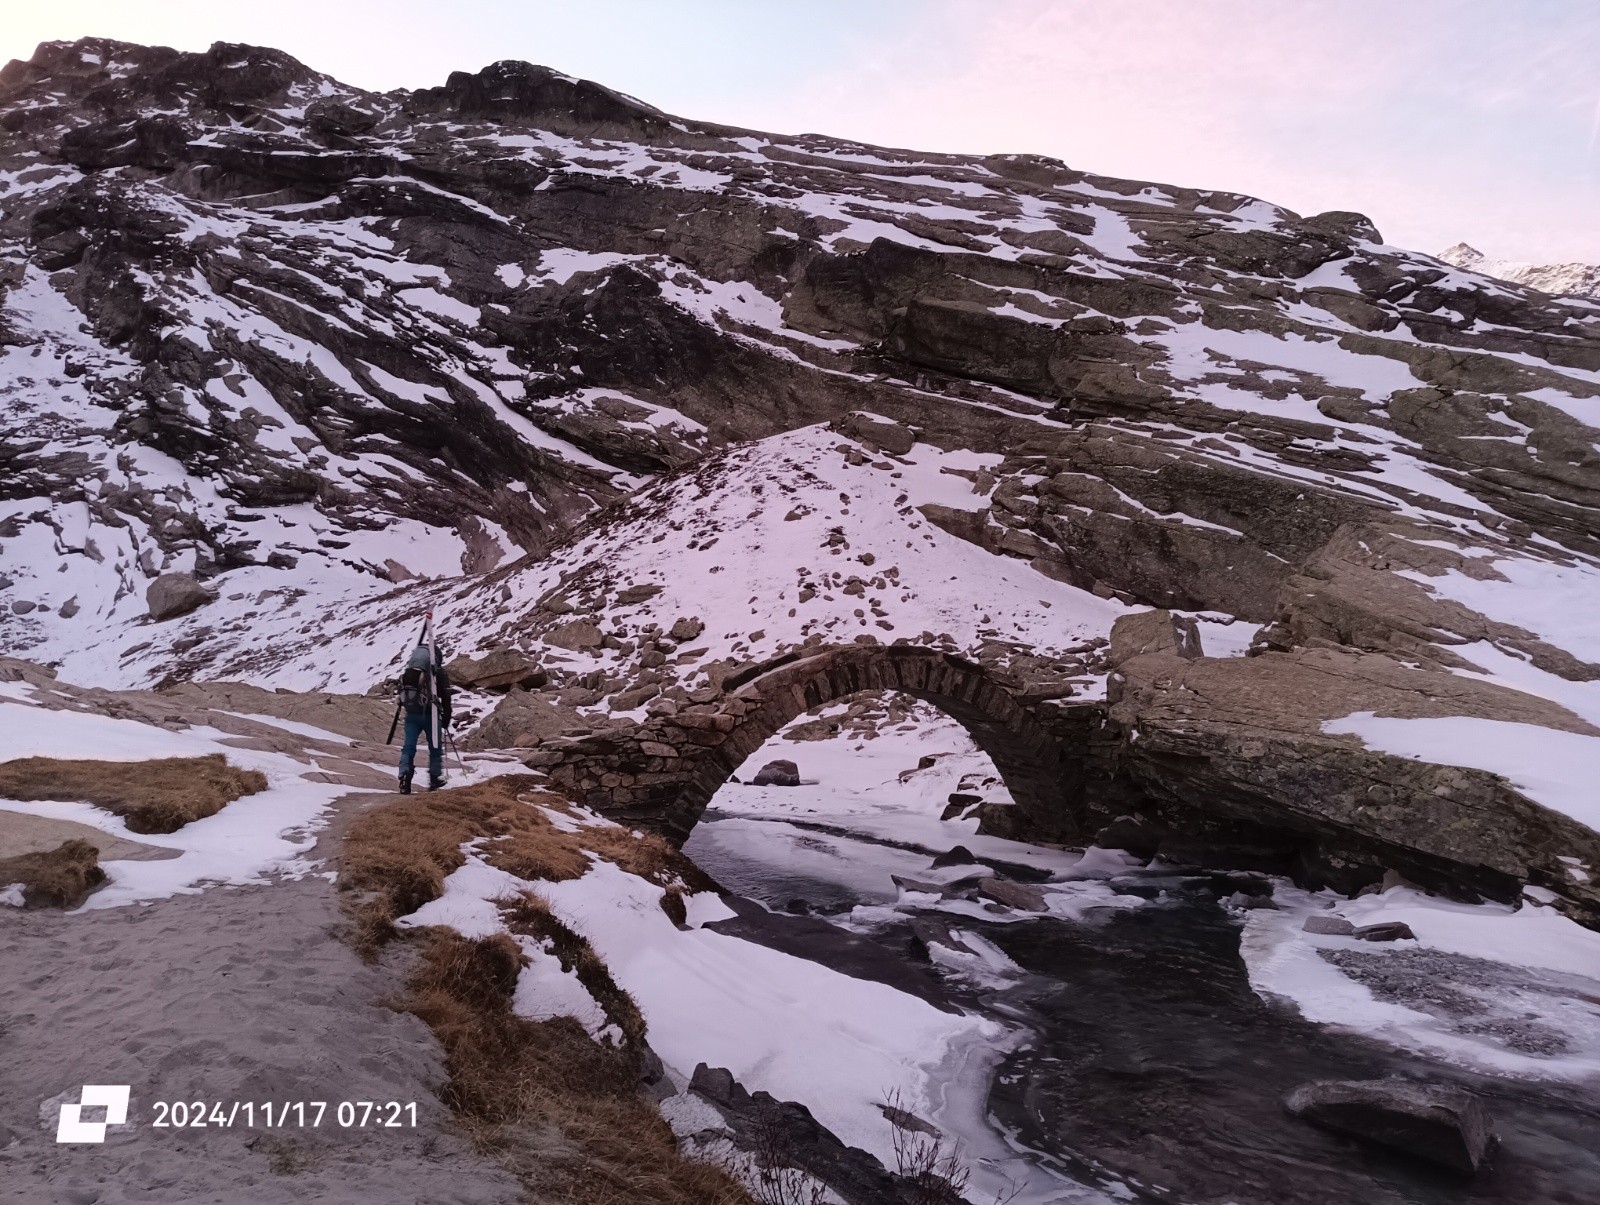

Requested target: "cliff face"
[{"left": 3, "top": 38, "right": 1600, "bottom": 917}]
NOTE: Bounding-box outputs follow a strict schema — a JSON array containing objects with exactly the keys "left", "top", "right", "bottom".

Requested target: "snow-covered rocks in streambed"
[
  {"left": 1354, "top": 920, "right": 1417, "bottom": 942},
  {"left": 1242, "top": 883, "right": 1600, "bottom": 1081},
  {"left": 1303, "top": 913, "right": 1357, "bottom": 936},
  {"left": 978, "top": 878, "right": 1049, "bottom": 912}
]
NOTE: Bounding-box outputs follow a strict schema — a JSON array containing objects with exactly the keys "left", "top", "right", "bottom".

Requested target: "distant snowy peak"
[{"left": 1439, "top": 242, "right": 1600, "bottom": 300}]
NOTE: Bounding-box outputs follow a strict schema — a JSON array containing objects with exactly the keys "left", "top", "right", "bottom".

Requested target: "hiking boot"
[
  {"left": 428, "top": 777, "right": 445, "bottom": 792},
  {"left": 398, "top": 772, "right": 413, "bottom": 795}
]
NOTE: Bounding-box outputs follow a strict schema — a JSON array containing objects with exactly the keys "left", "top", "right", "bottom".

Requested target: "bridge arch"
[{"left": 530, "top": 645, "right": 1086, "bottom": 843}]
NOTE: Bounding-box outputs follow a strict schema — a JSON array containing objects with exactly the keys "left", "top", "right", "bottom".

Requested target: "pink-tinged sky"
[{"left": 5, "top": 0, "right": 1597, "bottom": 262}]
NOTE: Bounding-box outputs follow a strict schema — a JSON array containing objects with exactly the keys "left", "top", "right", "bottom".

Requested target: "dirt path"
[{"left": 0, "top": 793, "right": 523, "bottom": 1205}]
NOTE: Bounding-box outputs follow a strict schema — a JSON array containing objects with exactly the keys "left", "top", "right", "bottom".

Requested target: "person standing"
[{"left": 397, "top": 643, "right": 452, "bottom": 793}]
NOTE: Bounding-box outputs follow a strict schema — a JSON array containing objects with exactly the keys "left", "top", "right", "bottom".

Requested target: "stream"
[{"left": 684, "top": 807, "right": 1600, "bottom": 1205}]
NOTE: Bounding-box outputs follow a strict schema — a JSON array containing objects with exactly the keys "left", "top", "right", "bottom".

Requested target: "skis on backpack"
[{"left": 425, "top": 610, "right": 442, "bottom": 757}]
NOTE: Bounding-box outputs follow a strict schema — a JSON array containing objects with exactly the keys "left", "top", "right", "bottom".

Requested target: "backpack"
[{"left": 398, "top": 646, "right": 434, "bottom": 712}]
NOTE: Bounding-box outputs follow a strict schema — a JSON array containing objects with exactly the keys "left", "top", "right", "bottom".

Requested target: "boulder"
[
  {"left": 833, "top": 410, "right": 916, "bottom": 456},
  {"left": 1355, "top": 921, "right": 1417, "bottom": 942},
  {"left": 1222, "top": 891, "right": 1277, "bottom": 911},
  {"left": 907, "top": 917, "right": 980, "bottom": 957},
  {"left": 467, "top": 691, "right": 590, "bottom": 749},
  {"left": 1284, "top": 1078, "right": 1494, "bottom": 1173},
  {"left": 1212, "top": 870, "right": 1275, "bottom": 898},
  {"left": 1092, "top": 814, "right": 1164, "bottom": 860},
  {"left": 1107, "top": 640, "right": 1600, "bottom": 921},
  {"left": 1303, "top": 914, "right": 1356, "bottom": 936},
  {"left": 972, "top": 801, "right": 1028, "bottom": 841},
  {"left": 611, "top": 684, "right": 661, "bottom": 711},
  {"left": 546, "top": 618, "right": 603, "bottom": 650},
  {"left": 930, "top": 844, "right": 977, "bottom": 868},
  {"left": 689, "top": 1063, "right": 736, "bottom": 1106},
  {"left": 616, "top": 583, "right": 662, "bottom": 605},
  {"left": 445, "top": 648, "right": 546, "bottom": 692},
  {"left": 669, "top": 616, "right": 704, "bottom": 642},
  {"left": 979, "top": 878, "right": 1048, "bottom": 912},
  {"left": 1108, "top": 608, "right": 1203, "bottom": 667},
  {"left": 751, "top": 758, "right": 800, "bottom": 786},
  {"left": 145, "top": 572, "right": 211, "bottom": 621},
  {"left": 891, "top": 872, "right": 986, "bottom": 897}
]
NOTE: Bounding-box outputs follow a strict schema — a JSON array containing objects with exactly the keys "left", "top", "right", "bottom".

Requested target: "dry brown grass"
[
  {"left": 341, "top": 777, "right": 754, "bottom": 1204},
  {"left": 407, "top": 929, "right": 752, "bottom": 1205},
  {"left": 580, "top": 823, "right": 720, "bottom": 893},
  {"left": 340, "top": 776, "right": 587, "bottom": 953},
  {"left": 0, "top": 838, "right": 106, "bottom": 908},
  {"left": 0, "top": 754, "right": 267, "bottom": 834},
  {"left": 340, "top": 775, "right": 718, "bottom": 952}
]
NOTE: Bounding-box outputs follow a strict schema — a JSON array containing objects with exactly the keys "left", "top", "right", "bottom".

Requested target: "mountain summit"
[{"left": 1439, "top": 241, "right": 1600, "bottom": 300}]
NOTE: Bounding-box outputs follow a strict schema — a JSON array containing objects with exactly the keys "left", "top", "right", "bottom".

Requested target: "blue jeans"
[{"left": 400, "top": 710, "right": 443, "bottom": 783}]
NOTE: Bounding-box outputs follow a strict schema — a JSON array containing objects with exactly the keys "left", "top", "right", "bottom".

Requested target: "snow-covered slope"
[
  {"left": 4, "top": 36, "right": 1600, "bottom": 924},
  {"left": 57, "top": 423, "right": 1126, "bottom": 708},
  {"left": 3, "top": 37, "right": 1599, "bottom": 691}
]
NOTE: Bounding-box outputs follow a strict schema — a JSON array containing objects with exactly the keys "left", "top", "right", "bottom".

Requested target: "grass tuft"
[
  {"left": 405, "top": 929, "right": 752, "bottom": 1204},
  {"left": 0, "top": 754, "right": 266, "bottom": 834},
  {"left": 0, "top": 838, "right": 106, "bottom": 908},
  {"left": 339, "top": 775, "right": 719, "bottom": 953}
]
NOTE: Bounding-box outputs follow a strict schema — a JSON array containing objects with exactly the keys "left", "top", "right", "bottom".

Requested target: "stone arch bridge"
[
  {"left": 518, "top": 631, "right": 1600, "bottom": 928},
  {"left": 525, "top": 644, "right": 1096, "bottom": 843}
]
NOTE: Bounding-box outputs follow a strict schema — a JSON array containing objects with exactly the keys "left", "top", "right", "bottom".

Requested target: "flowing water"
[{"left": 685, "top": 810, "right": 1600, "bottom": 1205}]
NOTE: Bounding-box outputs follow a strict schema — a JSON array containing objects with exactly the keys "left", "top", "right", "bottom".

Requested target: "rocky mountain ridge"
[
  {"left": 1440, "top": 241, "right": 1600, "bottom": 301},
  {"left": 3, "top": 37, "right": 1600, "bottom": 921}
]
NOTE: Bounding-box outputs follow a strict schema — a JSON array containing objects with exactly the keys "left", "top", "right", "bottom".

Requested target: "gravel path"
[{"left": 0, "top": 797, "right": 522, "bottom": 1205}]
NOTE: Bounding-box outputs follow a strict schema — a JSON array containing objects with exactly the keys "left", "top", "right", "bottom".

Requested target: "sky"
[{"left": 3, "top": 0, "right": 1596, "bottom": 262}]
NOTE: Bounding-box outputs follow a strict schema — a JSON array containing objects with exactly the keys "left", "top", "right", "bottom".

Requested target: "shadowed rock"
[
  {"left": 751, "top": 758, "right": 801, "bottom": 786},
  {"left": 1284, "top": 1078, "right": 1495, "bottom": 1173}
]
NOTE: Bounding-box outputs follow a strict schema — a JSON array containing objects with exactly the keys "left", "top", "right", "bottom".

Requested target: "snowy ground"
[
  {"left": 0, "top": 678, "right": 521, "bottom": 908},
  {"left": 114, "top": 423, "right": 1133, "bottom": 700},
  {"left": 5, "top": 669, "right": 1599, "bottom": 1201}
]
